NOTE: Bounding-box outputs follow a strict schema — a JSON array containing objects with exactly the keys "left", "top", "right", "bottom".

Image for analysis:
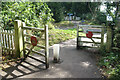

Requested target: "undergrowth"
[{"left": 98, "top": 50, "right": 120, "bottom": 80}]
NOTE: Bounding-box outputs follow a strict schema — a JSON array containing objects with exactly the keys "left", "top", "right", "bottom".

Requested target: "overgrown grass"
[
  {"left": 49, "top": 28, "right": 77, "bottom": 46},
  {"left": 54, "top": 21, "right": 74, "bottom": 27}
]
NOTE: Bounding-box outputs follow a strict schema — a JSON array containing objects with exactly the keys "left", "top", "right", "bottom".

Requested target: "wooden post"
[
  {"left": 77, "top": 24, "right": 79, "bottom": 49},
  {"left": 106, "top": 26, "right": 112, "bottom": 52},
  {"left": 45, "top": 24, "right": 49, "bottom": 69},
  {"left": 100, "top": 24, "right": 105, "bottom": 48},
  {"left": 14, "top": 20, "right": 24, "bottom": 58},
  {"left": 22, "top": 22, "right": 26, "bottom": 57}
]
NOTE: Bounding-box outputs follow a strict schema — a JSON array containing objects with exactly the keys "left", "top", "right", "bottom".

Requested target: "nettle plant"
[{"left": 1, "top": 2, "right": 54, "bottom": 29}]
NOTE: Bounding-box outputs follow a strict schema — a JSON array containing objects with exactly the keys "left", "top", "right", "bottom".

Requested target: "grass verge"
[
  {"left": 49, "top": 28, "right": 77, "bottom": 46},
  {"left": 54, "top": 21, "right": 74, "bottom": 27}
]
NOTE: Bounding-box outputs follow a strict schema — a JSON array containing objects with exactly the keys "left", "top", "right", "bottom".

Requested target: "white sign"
[{"left": 107, "top": 15, "right": 113, "bottom": 21}]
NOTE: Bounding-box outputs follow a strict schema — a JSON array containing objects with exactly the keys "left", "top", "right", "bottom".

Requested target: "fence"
[
  {"left": 0, "top": 29, "right": 15, "bottom": 61},
  {"left": 0, "top": 20, "right": 49, "bottom": 69},
  {"left": 77, "top": 24, "right": 106, "bottom": 49}
]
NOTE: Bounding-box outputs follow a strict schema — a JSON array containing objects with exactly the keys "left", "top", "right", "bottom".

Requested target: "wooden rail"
[
  {"left": 0, "top": 20, "right": 49, "bottom": 69},
  {"left": 77, "top": 24, "right": 105, "bottom": 49},
  {"left": 22, "top": 26, "right": 44, "bottom": 31}
]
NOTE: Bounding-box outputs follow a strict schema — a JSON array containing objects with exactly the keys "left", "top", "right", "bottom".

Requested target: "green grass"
[
  {"left": 54, "top": 21, "right": 74, "bottom": 27},
  {"left": 33, "top": 28, "right": 78, "bottom": 51},
  {"left": 49, "top": 28, "right": 77, "bottom": 46}
]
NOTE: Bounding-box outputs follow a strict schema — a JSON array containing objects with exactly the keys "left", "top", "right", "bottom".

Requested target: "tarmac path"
[{"left": 1, "top": 38, "right": 102, "bottom": 79}]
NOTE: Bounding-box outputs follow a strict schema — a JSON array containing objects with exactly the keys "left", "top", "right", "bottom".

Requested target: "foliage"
[
  {"left": 98, "top": 52, "right": 120, "bottom": 79},
  {"left": 95, "top": 12, "right": 106, "bottom": 25},
  {"left": 1, "top": 2, "right": 53, "bottom": 29},
  {"left": 47, "top": 2, "right": 101, "bottom": 22},
  {"left": 49, "top": 28, "right": 77, "bottom": 46},
  {"left": 47, "top": 22, "right": 55, "bottom": 29},
  {"left": 47, "top": 2, "right": 64, "bottom": 23},
  {"left": 114, "top": 33, "right": 120, "bottom": 48},
  {"left": 54, "top": 21, "right": 74, "bottom": 27}
]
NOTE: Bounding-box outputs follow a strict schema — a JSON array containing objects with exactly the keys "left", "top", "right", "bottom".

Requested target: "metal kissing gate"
[{"left": 0, "top": 20, "right": 49, "bottom": 69}]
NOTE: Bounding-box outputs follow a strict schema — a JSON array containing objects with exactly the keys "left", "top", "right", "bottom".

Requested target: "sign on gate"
[
  {"left": 86, "top": 31, "right": 93, "bottom": 38},
  {"left": 31, "top": 36, "right": 37, "bottom": 46}
]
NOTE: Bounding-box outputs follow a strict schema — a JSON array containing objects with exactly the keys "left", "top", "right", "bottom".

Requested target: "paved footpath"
[{"left": 1, "top": 38, "right": 102, "bottom": 79}]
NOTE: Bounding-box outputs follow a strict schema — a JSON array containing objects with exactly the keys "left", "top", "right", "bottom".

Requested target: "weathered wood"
[
  {"left": 23, "top": 34, "right": 45, "bottom": 40},
  {"left": 0, "top": 32, "right": 14, "bottom": 35},
  {"left": 79, "top": 25, "right": 103, "bottom": 28},
  {"left": 78, "top": 41, "right": 101, "bottom": 44},
  {"left": 45, "top": 24, "right": 49, "bottom": 69},
  {"left": 77, "top": 24, "right": 105, "bottom": 49},
  {"left": 10, "top": 30, "right": 14, "bottom": 55},
  {"left": 22, "top": 26, "right": 44, "bottom": 31},
  {"left": 77, "top": 24, "right": 80, "bottom": 49},
  {"left": 78, "top": 36, "right": 102, "bottom": 39},
  {"left": 7, "top": 30, "right": 10, "bottom": 55},
  {"left": 24, "top": 41, "right": 45, "bottom": 49},
  {"left": 100, "top": 25, "right": 105, "bottom": 48},
  {"left": 14, "top": 20, "right": 24, "bottom": 58},
  {"left": 5, "top": 30, "right": 7, "bottom": 48},
  {"left": 106, "top": 26, "right": 112, "bottom": 52}
]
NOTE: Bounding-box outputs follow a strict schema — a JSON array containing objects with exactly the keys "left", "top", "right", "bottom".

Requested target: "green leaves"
[
  {"left": 99, "top": 52, "right": 120, "bottom": 78},
  {"left": 1, "top": 2, "right": 53, "bottom": 29}
]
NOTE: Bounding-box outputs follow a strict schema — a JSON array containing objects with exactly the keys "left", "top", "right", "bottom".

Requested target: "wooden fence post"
[
  {"left": 100, "top": 24, "right": 105, "bottom": 48},
  {"left": 14, "top": 20, "right": 24, "bottom": 58},
  {"left": 77, "top": 24, "right": 80, "bottom": 49},
  {"left": 106, "top": 26, "right": 112, "bottom": 52},
  {"left": 45, "top": 24, "right": 49, "bottom": 69}
]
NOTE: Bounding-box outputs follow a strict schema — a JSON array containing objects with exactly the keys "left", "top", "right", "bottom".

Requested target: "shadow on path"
[{"left": 1, "top": 38, "right": 103, "bottom": 79}]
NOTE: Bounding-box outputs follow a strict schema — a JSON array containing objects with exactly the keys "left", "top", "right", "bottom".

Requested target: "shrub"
[
  {"left": 0, "top": 2, "right": 53, "bottom": 29},
  {"left": 114, "top": 33, "right": 120, "bottom": 48},
  {"left": 47, "top": 22, "right": 54, "bottom": 29}
]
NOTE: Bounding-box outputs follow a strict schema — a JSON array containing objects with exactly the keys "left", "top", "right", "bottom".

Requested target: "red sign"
[
  {"left": 86, "top": 31, "right": 93, "bottom": 38},
  {"left": 31, "top": 36, "right": 37, "bottom": 46}
]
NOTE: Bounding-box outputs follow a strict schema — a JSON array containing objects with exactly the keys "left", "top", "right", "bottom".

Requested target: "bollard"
[{"left": 53, "top": 44, "right": 60, "bottom": 63}]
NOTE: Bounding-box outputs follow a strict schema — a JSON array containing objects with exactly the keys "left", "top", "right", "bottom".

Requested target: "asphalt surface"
[{"left": 0, "top": 38, "right": 102, "bottom": 79}]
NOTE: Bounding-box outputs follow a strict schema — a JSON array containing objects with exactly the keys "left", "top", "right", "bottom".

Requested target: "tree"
[
  {"left": 47, "top": 2, "right": 64, "bottom": 22},
  {"left": 0, "top": 2, "right": 53, "bottom": 29}
]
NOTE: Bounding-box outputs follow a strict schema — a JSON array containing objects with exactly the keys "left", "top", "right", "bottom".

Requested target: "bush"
[
  {"left": 47, "top": 22, "right": 54, "bottom": 29},
  {"left": 98, "top": 52, "right": 120, "bottom": 79},
  {"left": 1, "top": 2, "right": 53, "bottom": 29},
  {"left": 114, "top": 33, "right": 120, "bottom": 48}
]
